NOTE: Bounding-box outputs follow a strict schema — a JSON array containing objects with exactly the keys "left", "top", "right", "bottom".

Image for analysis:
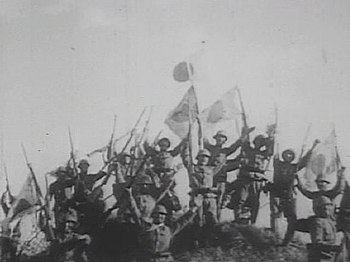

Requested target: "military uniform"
[
  {"left": 231, "top": 135, "right": 274, "bottom": 224},
  {"left": 57, "top": 209, "right": 91, "bottom": 262},
  {"left": 270, "top": 148, "right": 313, "bottom": 244},
  {"left": 189, "top": 149, "right": 225, "bottom": 245},
  {"left": 135, "top": 205, "right": 198, "bottom": 262},
  {"left": 307, "top": 196, "right": 339, "bottom": 262},
  {"left": 204, "top": 130, "right": 242, "bottom": 164}
]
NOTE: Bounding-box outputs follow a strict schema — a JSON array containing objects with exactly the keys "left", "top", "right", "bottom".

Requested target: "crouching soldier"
[
  {"left": 130, "top": 197, "right": 202, "bottom": 262},
  {"left": 57, "top": 209, "right": 91, "bottom": 262},
  {"left": 307, "top": 196, "right": 340, "bottom": 262}
]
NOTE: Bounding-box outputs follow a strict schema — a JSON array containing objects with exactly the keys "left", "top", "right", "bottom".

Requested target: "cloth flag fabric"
[
  {"left": 8, "top": 174, "right": 40, "bottom": 220},
  {"left": 165, "top": 86, "right": 199, "bottom": 139},
  {"left": 199, "top": 88, "right": 241, "bottom": 139},
  {"left": 200, "top": 88, "right": 241, "bottom": 126},
  {"left": 303, "top": 129, "right": 340, "bottom": 189}
]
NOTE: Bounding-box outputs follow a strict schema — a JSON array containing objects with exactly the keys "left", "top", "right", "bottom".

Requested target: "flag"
[
  {"left": 8, "top": 174, "right": 40, "bottom": 219},
  {"left": 173, "top": 62, "right": 194, "bottom": 82},
  {"left": 199, "top": 88, "right": 241, "bottom": 139},
  {"left": 165, "top": 86, "right": 199, "bottom": 139},
  {"left": 303, "top": 130, "right": 340, "bottom": 189}
]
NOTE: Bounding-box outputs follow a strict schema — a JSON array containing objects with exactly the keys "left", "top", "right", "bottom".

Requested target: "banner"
[{"left": 165, "top": 86, "right": 199, "bottom": 139}]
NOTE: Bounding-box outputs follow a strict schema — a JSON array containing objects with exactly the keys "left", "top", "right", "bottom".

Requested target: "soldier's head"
[
  {"left": 152, "top": 205, "right": 168, "bottom": 224},
  {"left": 213, "top": 153, "right": 226, "bottom": 166},
  {"left": 213, "top": 130, "right": 228, "bottom": 146},
  {"left": 313, "top": 196, "right": 334, "bottom": 218},
  {"left": 120, "top": 153, "right": 132, "bottom": 165},
  {"left": 64, "top": 209, "right": 79, "bottom": 233},
  {"left": 56, "top": 166, "right": 67, "bottom": 178},
  {"left": 136, "top": 174, "right": 153, "bottom": 192},
  {"left": 315, "top": 175, "right": 331, "bottom": 192},
  {"left": 253, "top": 135, "right": 266, "bottom": 149},
  {"left": 158, "top": 138, "right": 171, "bottom": 152},
  {"left": 78, "top": 159, "right": 90, "bottom": 173},
  {"left": 281, "top": 149, "right": 295, "bottom": 163},
  {"left": 196, "top": 149, "right": 211, "bottom": 166}
]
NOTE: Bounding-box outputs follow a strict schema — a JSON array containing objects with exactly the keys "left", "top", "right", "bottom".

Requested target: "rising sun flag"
[
  {"left": 303, "top": 129, "right": 340, "bottom": 189},
  {"left": 165, "top": 86, "right": 199, "bottom": 139}
]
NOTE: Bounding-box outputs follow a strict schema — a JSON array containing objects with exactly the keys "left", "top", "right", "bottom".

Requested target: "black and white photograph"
[{"left": 0, "top": 1, "right": 350, "bottom": 261}]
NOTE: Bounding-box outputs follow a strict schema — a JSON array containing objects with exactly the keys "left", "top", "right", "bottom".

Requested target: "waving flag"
[
  {"left": 165, "top": 86, "right": 199, "bottom": 138},
  {"left": 303, "top": 129, "right": 340, "bottom": 189},
  {"left": 8, "top": 174, "right": 40, "bottom": 220}
]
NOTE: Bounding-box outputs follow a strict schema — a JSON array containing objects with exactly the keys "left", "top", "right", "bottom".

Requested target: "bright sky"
[{"left": 1, "top": 0, "right": 350, "bottom": 197}]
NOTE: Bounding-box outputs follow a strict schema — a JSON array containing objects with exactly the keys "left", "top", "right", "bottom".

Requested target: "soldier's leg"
[
  {"left": 234, "top": 182, "right": 250, "bottom": 223},
  {"left": 249, "top": 181, "right": 262, "bottom": 224},
  {"left": 282, "top": 198, "right": 297, "bottom": 246},
  {"left": 203, "top": 197, "right": 218, "bottom": 245}
]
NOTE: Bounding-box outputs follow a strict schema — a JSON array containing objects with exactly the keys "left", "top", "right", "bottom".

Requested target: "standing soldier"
[
  {"left": 307, "top": 196, "right": 340, "bottom": 262},
  {"left": 128, "top": 195, "right": 202, "bottom": 262},
  {"left": 270, "top": 139, "right": 319, "bottom": 245},
  {"left": 204, "top": 130, "right": 243, "bottom": 164},
  {"left": 189, "top": 149, "right": 225, "bottom": 246},
  {"left": 74, "top": 159, "right": 106, "bottom": 202},
  {"left": 57, "top": 208, "right": 91, "bottom": 262},
  {"left": 111, "top": 153, "right": 134, "bottom": 201},
  {"left": 143, "top": 137, "right": 187, "bottom": 169},
  {"left": 231, "top": 132, "right": 274, "bottom": 224},
  {"left": 49, "top": 166, "right": 76, "bottom": 232}
]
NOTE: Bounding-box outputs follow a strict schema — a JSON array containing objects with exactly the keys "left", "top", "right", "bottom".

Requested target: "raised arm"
[
  {"left": 171, "top": 138, "right": 188, "bottom": 157},
  {"left": 223, "top": 138, "right": 242, "bottom": 156},
  {"left": 172, "top": 196, "right": 202, "bottom": 236}
]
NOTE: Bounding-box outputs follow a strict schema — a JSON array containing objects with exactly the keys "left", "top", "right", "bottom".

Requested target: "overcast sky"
[{"left": 1, "top": 0, "right": 350, "bottom": 195}]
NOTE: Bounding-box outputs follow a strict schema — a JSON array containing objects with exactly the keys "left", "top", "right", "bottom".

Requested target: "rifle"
[
  {"left": 236, "top": 87, "right": 248, "bottom": 130},
  {"left": 87, "top": 116, "right": 118, "bottom": 203},
  {"left": 21, "top": 144, "right": 55, "bottom": 241}
]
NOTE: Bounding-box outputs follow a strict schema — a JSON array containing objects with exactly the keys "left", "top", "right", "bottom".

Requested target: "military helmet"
[
  {"left": 136, "top": 174, "right": 153, "bottom": 185},
  {"left": 197, "top": 149, "right": 211, "bottom": 158},
  {"left": 281, "top": 148, "right": 296, "bottom": 160},
  {"left": 152, "top": 205, "right": 168, "bottom": 215},
  {"left": 253, "top": 134, "right": 266, "bottom": 142},
  {"left": 56, "top": 166, "right": 66, "bottom": 175},
  {"left": 213, "top": 130, "right": 228, "bottom": 140},
  {"left": 78, "top": 159, "right": 90, "bottom": 168},
  {"left": 157, "top": 137, "right": 171, "bottom": 146}
]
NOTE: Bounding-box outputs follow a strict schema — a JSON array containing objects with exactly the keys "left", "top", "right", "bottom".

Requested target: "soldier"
[
  {"left": 117, "top": 174, "right": 157, "bottom": 224},
  {"left": 296, "top": 166, "right": 346, "bottom": 202},
  {"left": 49, "top": 166, "right": 76, "bottom": 231},
  {"left": 230, "top": 132, "right": 274, "bottom": 224},
  {"left": 144, "top": 137, "right": 187, "bottom": 169},
  {"left": 129, "top": 197, "right": 202, "bottom": 262},
  {"left": 76, "top": 159, "right": 106, "bottom": 193},
  {"left": 189, "top": 149, "right": 225, "bottom": 246},
  {"left": 307, "top": 196, "right": 339, "bottom": 262},
  {"left": 111, "top": 153, "right": 134, "bottom": 201},
  {"left": 204, "top": 130, "right": 243, "bottom": 163},
  {"left": 57, "top": 208, "right": 91, "bottom": 262},
  {"left": 269, "top": 140, "right": 319, "bottom": 245}
]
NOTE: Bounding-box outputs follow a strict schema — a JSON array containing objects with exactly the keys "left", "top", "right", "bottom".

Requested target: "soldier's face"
[
  {"left": 159, "top": 141, "right": 170, "bottom": 151},
  {"left": 215, "top": 136, "right": 227, "bottom": 146},
  {"left": 152, "top": 212, "right": 166, "bottom": 224},
  {"left": 319, "top": 204, "right": 334, "bottom": 218},
  {"left": 65, "top": 221, "right": 76, "bottom": 233},
  {"left": 123, "top": 156, "right": 131, "bottom": 165},
  {"left": 282, "top": 152, "right": 295, "bottom": 163},
  {"left": 79, "top": 163, "right": 89, "bottom": 173},
  {"left": 197, "top": 155, "right": 210, "bottom": 165}
]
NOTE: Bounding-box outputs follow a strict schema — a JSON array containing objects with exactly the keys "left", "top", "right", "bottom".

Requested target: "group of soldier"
[{"left": 1, "top": 123, "right": 350, "bottom": 262}]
